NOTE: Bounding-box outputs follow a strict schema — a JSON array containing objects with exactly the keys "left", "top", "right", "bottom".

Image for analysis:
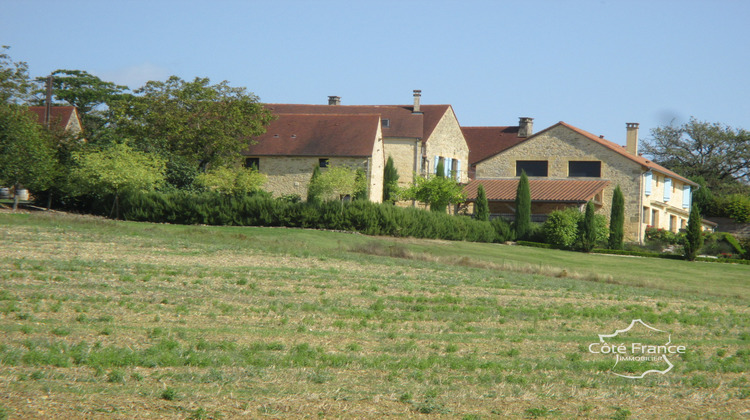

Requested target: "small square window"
[
  {"left": 319, "top": 158, "right": 330, "bottom": 168},
  {"left": 381, "top": 119, "right": 390, "bottom": 128},
  {"left": 244, "top": 157, "right": 259, "bottom": 170}
]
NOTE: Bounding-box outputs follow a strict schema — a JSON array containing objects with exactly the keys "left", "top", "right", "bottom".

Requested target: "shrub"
[
  {"left": 491, "top": 217, "right": 514, "bottom": 242},
  {"left": 543, "top": 208, "right": 580, "bottom": 250},
  {"left": 383, "top": 156, "right": 399, "bottom": 204},
  {"left": 474, "top": 184, "right": 489, "bottom": 222},
  {"left": 724, "top": 194, "right": 750, "bottom": 223},
  {"left": 608, "top": 185, "right": 625, "bottom": 250},
  {"left": 514, "top": 171, "right": 531, "bottom": 240},
  {"left": 580, "top": 201, "right": 597, "bottom": 252},
  {"left": 684, "top": 203, "right": 704, "bottom": 261}
]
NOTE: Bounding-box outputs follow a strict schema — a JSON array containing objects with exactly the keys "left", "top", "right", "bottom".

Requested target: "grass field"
[{"left": 0, "top": 211, "right": 748, "bottom": 419}]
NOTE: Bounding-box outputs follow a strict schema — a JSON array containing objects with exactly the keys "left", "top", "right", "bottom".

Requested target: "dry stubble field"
[{"left": 0, "top": 211, "right": 748, "bottom": 419}]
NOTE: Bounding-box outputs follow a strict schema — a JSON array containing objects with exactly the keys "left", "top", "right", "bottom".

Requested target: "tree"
[
  {"left": 0, "top": 46, "right": 34, "bottom": 104},
  {"left": 0, "top": 104, "right": 58, "bottom": 209},
  {"left": 307, "top": 165, "right": 322, "bottom": 204},
  {"left": 69, "top": 143, "right": 166, "bottom": 218},
  {"left": 514, "top": 171, "right": 531, "bottom": 240},
  {"left": 608, "top": 185, "right": 625, "bottom": 250},
  {"left": 689, "top": 175, "right": 715, "bottom": 215},
  {"left": 194, "top": 166, "right": 266, "bottom": 195},
  {"left": 110, "top": 76, "right": 274, "bottom": 171},
  {"left": 307, "top": 165, "right": 363, "bottom": 202},
  {"left": 474, "top": 184, "right": 490, "bottom": 222},
  {"left": 643, "top": 118, "right": 750, "bottom": 191},
  {"left": 402, "top": 173, "right": 465, "bottom": 213},
  {"left": 435, "top": 159, "right": 445, "bottom": 178},
  {"left": 383, "top": 156, "right": 399, "bottom": 203},
  {"left": 35, "top": 69, "right": 128, "bottom": 140},
  {"left": 683, "top": 203, "right": 704, "bottom": 261},
  {"left": 579, "top": 201, "right": 597, "bottom": 252}
]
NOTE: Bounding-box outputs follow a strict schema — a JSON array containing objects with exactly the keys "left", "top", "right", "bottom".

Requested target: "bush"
[
  {"left": 491, "top": 217, "right": 514, "bottom": 242},
  {"left": 119, "top": 191, "right": 498, "bottom": 244},
  {"left": 543, "top": 209, "right": 580, "bottom": 250},
  {"left": 724, "top": 194, "right": 750, "bottom": 223}
]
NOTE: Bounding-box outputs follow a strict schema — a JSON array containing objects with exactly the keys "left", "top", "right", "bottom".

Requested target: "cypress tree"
[
  {"left": 608, "top": 185, "right": 625, "bottom": 250},
  {"left": 475, "top": 184, "right": 490, "bottom": 222},
  {"left": 306, "top": 165, "right": 321, "bottom": 204},
  {"left": 580, "top": 201, "right": 597, "bottom": 252},
  {"left": 514, "top": 171, "right": 531, "bottom": 240},
  {"left": 684, "top": 203, "right": 704, "bottom": 261},
  {"left": 383, "top": 156, "right": 399, "bottom": 203},
  {"left": 435, "top": 159, "right": 445, "bottom": 178}
]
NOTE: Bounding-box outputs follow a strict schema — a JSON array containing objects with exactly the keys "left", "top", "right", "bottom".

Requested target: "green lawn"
[{"left": 0, "top": 211, "right": 748, "bottom": 418}]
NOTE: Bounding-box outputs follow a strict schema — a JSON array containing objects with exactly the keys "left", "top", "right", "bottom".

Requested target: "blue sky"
[{"left": 2, "top": 0, "right": 749, "bottom": 147}]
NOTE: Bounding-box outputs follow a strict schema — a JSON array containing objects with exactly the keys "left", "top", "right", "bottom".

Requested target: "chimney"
[
  {"left": 328, "top": 96, "right": 341, "bottom": 106},
  {"left": 44, "top": 75, "right": 54, "bottom": 129},
  {"left": 626, "top": 123, "right": 639, "bottom": 155},
  {"left": 412, "top": 89, "right": 422, "bottom": 114},
  {"left": 518, "top": 117, "right": 534, "bottom": 137}
]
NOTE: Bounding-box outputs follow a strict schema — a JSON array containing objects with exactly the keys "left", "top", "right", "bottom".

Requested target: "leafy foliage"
[
  {"left": 401, "top": 173, "right": 465, "bottom": 213},
  {"left": 543, "top": 207, "right": 607, "bottom": 251},
  {"left": 474, "top": 184, "right": 489, "bottom": 222},
  {"left": 307, "top": 165, "right": 322, "bottom": 204},
  {"left": 70, "top": 143, "right": 166, "bottom": 196},
  {"left": 514, "top": 171, "right": 531, "bottom": 240},
  {"left": 608, "top": 185, "right": 625, "bottom": 250},
  {"left": 684, "top": 203, "right": 704, "bottom": 261},
  {"left": 0, "top": 46, "right": 33, "bottom": 104},
  {"left": 579, "top": 201, "right": 597, "bottom": 252},
  {"left": 194, "top": 166, "right": 267, "bottom": 195},
  {"left": 383, "top": 156, "right": 399, "bottom": 204},
  {"left": 307, "top": 165, "right": 365, "bottom": 202},
  {"left": 110, "top": 76, "right": 274, "bottom": 170},
  {"left": 644, "top": 118, "right": 750, "bottom": 191}
]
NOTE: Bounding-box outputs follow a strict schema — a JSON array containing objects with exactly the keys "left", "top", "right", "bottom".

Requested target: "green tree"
[
  {"left": 579, "top": 201, "right": 597, "bottom": 252},
  {"left": 0, "top": 104, "right": 58, "bottom": 209},
  {"left": 514, "top": 171, "right": 531, "bottom": 240},
  {"left": 353, "top": 168, "right": 368, "bottom": 201},
  {"left": 383, "top": 156, "right": 399, "bottom": 203},
  {"left": 0, "top": 46, "right": 34, "bottom": 104},
  {"left": 683, "top": 203, "right": 704, "bottom": 261},
  {"left": 35, "top": 69, "right": 128, "bottom": 141},
  {"left": 608, "top": 185, "right": 625, "bottom": 250},
  {"left": 402, "top": 174, "right": 465, "bottom": 213},
  {"left": 689, "top": 175, "right": 715, "bottom": 215},
  {"left": 644, "top": 118, "right": 750, "bottom": 192},
  {"left": 194, "top": 166, "right": 267, "bottom": 195},
  {"left": 307, "top": 165, "right": 362, "bottom": 202},
  {"left": 435, "top": 159, "right": 445, "bottom": 178},
  {"left": 474, "top": 184, "right": 490, "bottom": 222},
  {"left": 69, "top": 143, "right": 166, "bottom": 218},
  {"left": 307, "top": 165, "right": 322, "bottom": 204},
  {"left": 110, "top": 76, "right": 274, "bottom": 171}
]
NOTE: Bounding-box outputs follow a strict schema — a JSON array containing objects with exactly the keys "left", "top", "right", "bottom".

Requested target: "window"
[
  {"left": 516, "top": 160, "right": 548, "bottom": 177},
  {"left": 319, "top": 158, "right": 330, "bottom": 168},
  {"left": 568, "top": 161, "right": 601, "bottom": 177},
  {"left": 669, "top": 215, "right": 677, "bottom": 232},
  {"left": 643, "top": 206, "right": 650, "bottom": 223},
  {"left": 651, "top": 209, "right": 659, "bottom": 228},
  {"left": 381, "top": 119, "right": 390, "bottom": 128},
  {"left": 244, "top": 157, "right": 259, "bottom": 170}
]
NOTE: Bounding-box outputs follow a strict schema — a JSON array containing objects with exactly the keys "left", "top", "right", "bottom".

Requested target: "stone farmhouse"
[
  {"left": 462, "top": 120, "right": 703, "bottom": 243},
  {"left": 244, "top": 90, "right": 470, "bottom": 202}
]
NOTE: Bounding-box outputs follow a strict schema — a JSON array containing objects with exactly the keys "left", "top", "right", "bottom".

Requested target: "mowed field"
[{"left": 0, "top": 211, "right": 748, "bottom": 419}]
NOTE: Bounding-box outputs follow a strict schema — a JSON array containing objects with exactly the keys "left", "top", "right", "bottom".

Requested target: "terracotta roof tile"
[
  {"left": 264, "top": 103, "right": 450, "bottom": 141},
  {"left": 461, "top": 126, "right": 526, "bottom": 166},
  {"left": 27, "top": 106, "right": 79, "bottom": 131},
  {"left": 246, "top": 113, "right": 380, "bottom": 157},
  {"left": 464, "top": 179, "right": 610, "bottom": 202}
]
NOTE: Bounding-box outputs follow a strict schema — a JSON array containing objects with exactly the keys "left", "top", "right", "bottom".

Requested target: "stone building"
[
  {"left": 463, "top": 121, "right": 701, "bottom": 243},
  {"left": 27, "top": 106, "right": 83, "bottom": 135},
  {"left": 246, "top": 91, "right": 470, "bottom": 203}
]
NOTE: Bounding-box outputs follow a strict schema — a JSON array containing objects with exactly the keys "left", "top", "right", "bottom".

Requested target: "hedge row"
[{"left": 119, "top": 191, "right": 499, "bottom": 243}]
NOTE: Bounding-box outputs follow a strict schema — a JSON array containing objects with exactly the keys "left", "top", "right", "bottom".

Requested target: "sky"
[{"left": 2, "top": 0, "right": 749, "bottom": 147}]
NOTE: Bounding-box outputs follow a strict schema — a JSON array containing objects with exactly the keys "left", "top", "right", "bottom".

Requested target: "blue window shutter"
[
  {"left": 434, "top": 156, "right": 439, "bottom": 175},
  {"left": 664, "top": 178, "right": 671, "bottom": 202},
  {"left": 445, "top": 158, "right": 452, "bottom": 177},
  {"left": 644, "top": 171, "right": 652, "bottom": 196},
  {"left": 456, "top": 159, "right": 461, "bottom": 181},
  {"left": 683, "top": 185, "right": 691, "bottom": 209}
]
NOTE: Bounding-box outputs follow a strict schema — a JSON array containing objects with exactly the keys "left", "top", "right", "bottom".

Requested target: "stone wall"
[
  {"left": 423, "top": 107, "right": 470, "bottom": 183},
  {"left": 476, "top": 125, "right": 644, "bottom": 241},
  {"left": 383, "top": 138, "right": 419, "bottom": 187}
]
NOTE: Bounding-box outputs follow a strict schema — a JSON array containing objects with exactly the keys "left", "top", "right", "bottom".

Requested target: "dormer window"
[{"left": 381, "top": 119, "right": 390, "bottom": 128}]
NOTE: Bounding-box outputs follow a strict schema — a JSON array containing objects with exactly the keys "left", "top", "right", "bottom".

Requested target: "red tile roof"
[
  {"left": 27, "top": 106, "right": 80, "bottom": 131},
  {"left": 246, "top": 113, "right": 380, "bottom": 157},
  {"left": 461, "top": 126, "right": 526, "bottom": 166},
  {"left": 264, "top": 104, "right": 451, "bottom": 142},
  {"left": 464, "top": 179, "right": 610, "bottom": 202}
]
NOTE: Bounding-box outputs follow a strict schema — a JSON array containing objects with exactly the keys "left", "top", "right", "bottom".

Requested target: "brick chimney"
[
  {"left": 328, "top": 96, "right": 341, "bottom": 106},
  {"left": 626, "top": 123, "right": 639, "bottom": 155},
  {"left": 518, "top": 117, "right": 534, "bottom": 137},
  {"left": 412, "top": 90, "right": 422, "bottom": 114}
]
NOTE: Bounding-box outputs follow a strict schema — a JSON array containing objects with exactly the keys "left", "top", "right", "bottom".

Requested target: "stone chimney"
[
  {"left": 626, "top": 123, "right": 639, "bottom": 155},
  {"left": 412, "top": 90, "right": 422, "bottom": 114},
  {"left": 518, "top": 117, "right": 534, "bottom": 137},
  {"left": 328, "top": 96, "right": 341, "bottom": 106}
]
